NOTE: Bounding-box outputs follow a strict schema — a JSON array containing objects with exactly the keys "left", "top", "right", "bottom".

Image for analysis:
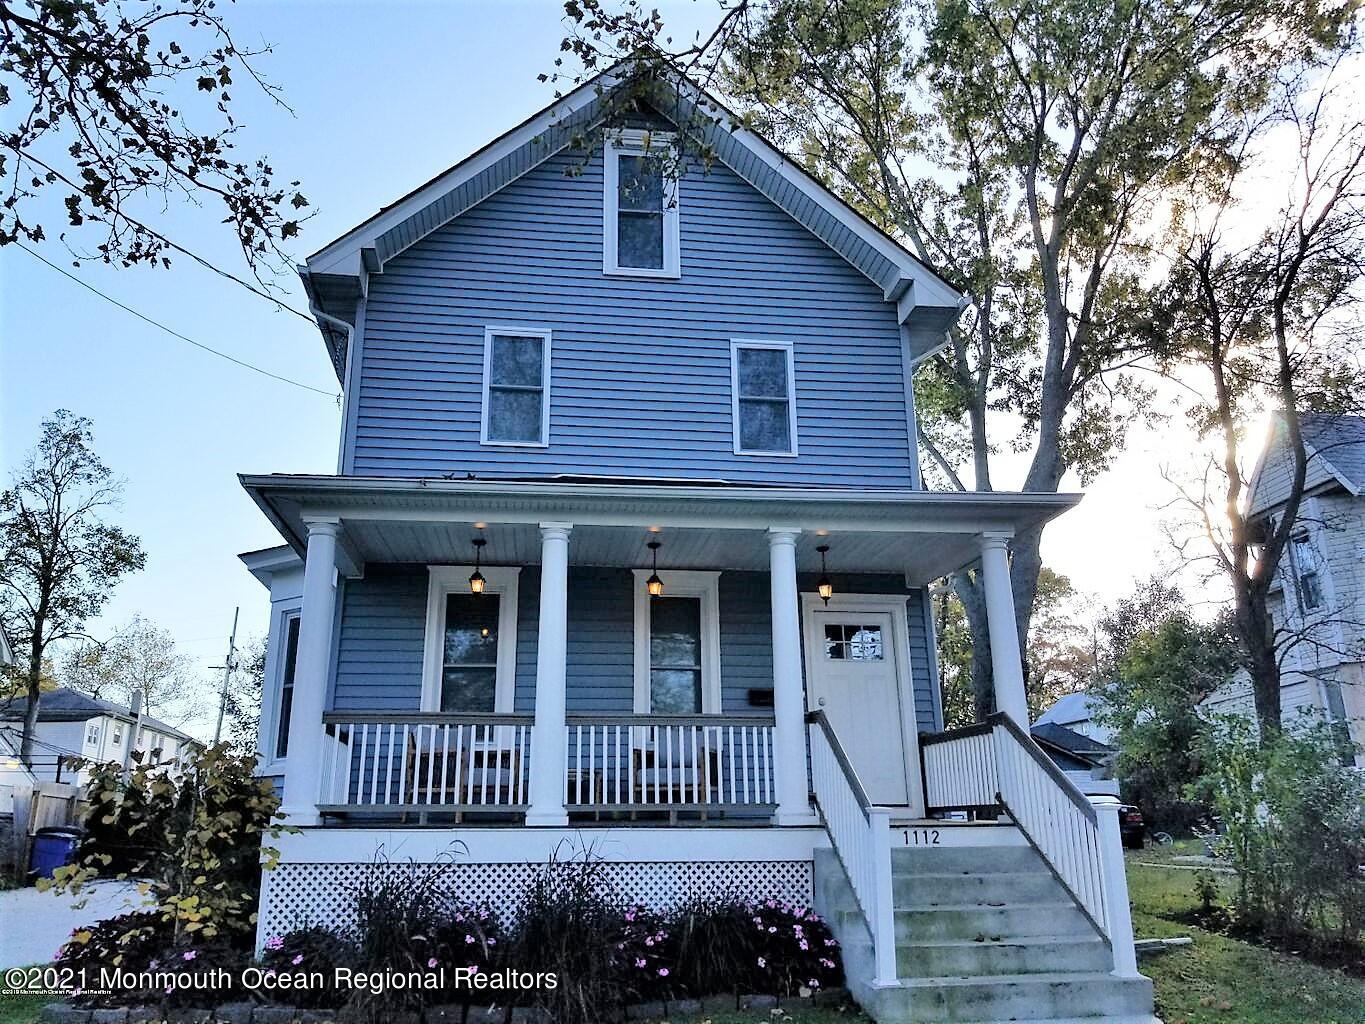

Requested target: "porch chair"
[{"left": 631, "top": 726, "right": 723, "bottom": 822}]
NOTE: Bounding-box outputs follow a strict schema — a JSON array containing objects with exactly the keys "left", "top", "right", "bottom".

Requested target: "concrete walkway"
[{"left": 0, "top": 880, "right": 148, "bottom": 968}]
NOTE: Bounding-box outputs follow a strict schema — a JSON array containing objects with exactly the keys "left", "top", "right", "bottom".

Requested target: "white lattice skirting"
[{"left": 258, "top": 860, "right": 814, "bottom": 942}]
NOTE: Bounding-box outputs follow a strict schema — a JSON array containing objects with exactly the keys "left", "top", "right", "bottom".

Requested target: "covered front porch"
[{"left": 242, "top": 475, "right": 1079, "bottom": 829}]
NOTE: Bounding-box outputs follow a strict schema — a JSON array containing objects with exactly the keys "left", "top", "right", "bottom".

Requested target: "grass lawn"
[
  {"left": 0, "top": 989, "right": 49, "bottom": 1024},
  {"left": 1127, "top": 848, "right": 1365, "bottom": 1024}
]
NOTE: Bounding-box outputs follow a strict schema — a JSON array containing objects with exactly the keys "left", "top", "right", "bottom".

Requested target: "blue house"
[{"left": 240, "top": 64, "right": 1155, "bottom": 1023}]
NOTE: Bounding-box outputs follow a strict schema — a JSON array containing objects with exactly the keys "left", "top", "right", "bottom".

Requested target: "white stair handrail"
[{"left": 807, "top": 711, "right": 897, "bottom": 986}]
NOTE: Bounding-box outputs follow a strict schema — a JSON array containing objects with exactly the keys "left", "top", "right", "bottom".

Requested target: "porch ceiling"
[{"left": 240, "top": 474, "right": 1082, "bottom": 584}]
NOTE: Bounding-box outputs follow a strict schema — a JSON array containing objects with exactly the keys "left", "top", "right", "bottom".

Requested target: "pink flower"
[
  {"left": 465, "top": 934, "right": 476, "bottom": 944},
  {"left": 182, "top": 950, "right": 197, "bottom": 961},
  {"left": 799, "top": 940, "right": 809, "bottom": 950},
  {"left": 625, "top": 909, "right": 636, "bottom": 922},
  {"left": 658, "top": 967, "right": 669, "bottom": 977},
  {"left": 428, "top": 958, "right": 439, "bottom": 968},
  {"left": 468, "top": 964, "right": 480, "bottom": 975},
  {"left": 635, "top": 958, "right": 647, "bottom": 969},
  {"left": 768, "top": 926, "right": 777, "bottom": 934},
  {"left": 757, "top": 957, "right": 767, "bottom": 968},
  {"left": 291, "top": 954, "right": 304, "bottom": 966},
  {"left": 809, "top": 979, "right": 821, "bottom": 988},
  {"left": 820, "top": 958, "right": 835, "bottom": 968},
  {"left": 264, "top": 936, "right": 284, "bottom": 951},
  {"left": 487, "top": 938, "right": 496, "bottom": 946},
  {"left": 645, "top": 937, "right": 654, "bottom": 947}
]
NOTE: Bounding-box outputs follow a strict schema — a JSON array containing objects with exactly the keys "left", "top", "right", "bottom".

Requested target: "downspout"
[{"left": 308, "top": 302, "right": 358, "bottom": 476}]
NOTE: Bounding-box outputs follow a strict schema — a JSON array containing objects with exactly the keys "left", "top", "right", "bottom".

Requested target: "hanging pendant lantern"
[
  {"left": 469, "top": 537, "right": 488, "bottom": 594},
  {"left": 817, "top": 544, "right": 834, "bottom": 605},
  {"left": 646, "top": 539, "right": 665, "bottom": 597}
]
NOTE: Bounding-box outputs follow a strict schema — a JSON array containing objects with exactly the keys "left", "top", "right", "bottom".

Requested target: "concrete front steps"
[{"left": 813, "top": 826, "right": 1158, "bottom": 1023}]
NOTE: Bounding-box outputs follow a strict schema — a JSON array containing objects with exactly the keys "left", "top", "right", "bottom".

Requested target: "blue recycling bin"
[{"left": 28, "top": 826, "right": 84, "bottom": 880}]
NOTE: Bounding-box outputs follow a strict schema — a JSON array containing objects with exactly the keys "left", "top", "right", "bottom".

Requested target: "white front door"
[{"left": 804, "top": 602, "right": 914, "bottom": 806}]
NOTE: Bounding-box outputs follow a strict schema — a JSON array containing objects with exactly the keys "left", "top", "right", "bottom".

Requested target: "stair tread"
[
  {"left": 898, "top": 935, "right": 1107, "bottom": 949},
  {"left": 896, "top": 900, "right": 1080, "bottom": 912},
  {"left": 893, "top": 970, "right": 1147, "bottom": 989}
]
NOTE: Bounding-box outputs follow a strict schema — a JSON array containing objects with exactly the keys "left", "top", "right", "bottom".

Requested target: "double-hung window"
[
  {"left": 604, "top": 132, "right": 680, "bottom": 277},
  {"left": 481, "top": 327, "right": 551, "bottom": 446},
  {"left": 1291, "top": 529, "right": 1325, "bottom": 612},
  {"left": 731, "top": 340, "right": 798, "bottom": 456}
]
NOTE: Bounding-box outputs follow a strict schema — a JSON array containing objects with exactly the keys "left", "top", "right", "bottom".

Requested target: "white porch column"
[
  {"left": 280, "top": 517, "right": 340, "bottom": 825},
  {"left": 1091, "top": 794, "right": 1141, "bottom": 977},
  {"left": 769, "top": 527, "right": 818, "bottom": 826},
  {"left": 980, "top": 532, "right": 1029, "bottom": 728},
  {"left": 527, "top": 522, "right": 572, "bottom": 826}
]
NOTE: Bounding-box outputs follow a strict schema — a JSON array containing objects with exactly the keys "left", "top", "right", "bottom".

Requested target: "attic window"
[{"left": 604, "top": 132, "right": 679, "bottom": 278}]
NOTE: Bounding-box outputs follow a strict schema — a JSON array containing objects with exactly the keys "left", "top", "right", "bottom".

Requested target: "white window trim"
[
  {"left": 730, "top": 338, "right": 799, "bottom": 457},
  {"left": 603, "top": 130, "right": 681, "bottom": 279},
  {"left": 632, "top": 569, "right": 722, "bottom": 714},
  {"left": 480, "top": 325, "right": 552, "bottom": 448},
  {"left": 421, "top": 565, "right": 521, "bottom": 713},
  {"left": 256, "top": 606, "right": 302, "bottom": 772}
]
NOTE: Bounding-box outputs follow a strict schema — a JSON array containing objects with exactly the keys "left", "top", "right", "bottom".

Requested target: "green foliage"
[
  {"left": 45, "top": 744, "right": 287, "bottom": 948},
  {"left": 0, "top": 410, "right": 144, "bottom": 760},
  {"left": 1092, "top": 579, "right": 1237, "bottom": 831},
  {"left": 1195, "top": 716, "right": 1365, "bottom": 949},
  {"left": 1193, "top": 869, "right": 1223, "bottom": 916}
]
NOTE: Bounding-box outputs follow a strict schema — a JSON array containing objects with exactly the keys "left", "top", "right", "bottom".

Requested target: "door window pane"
[
  {"left": 823, "top": 623, "right": 884, "bottom": 661},
  {"left": 274, "top": 614, "right": 301, "bottom": 758},
  {"left": 486, "top": 334, "right": 545, "bottom": 442},
  {"left": 650, "top": 596, "right": 702, "bottom": 713},
  {"left": 441, "top": 594, "right": 500, "bottom": 712}
]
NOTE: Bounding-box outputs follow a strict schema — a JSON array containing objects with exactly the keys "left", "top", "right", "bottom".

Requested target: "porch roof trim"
[{"left": 241, "top": 474, "right": 1081, "bottom": 582}]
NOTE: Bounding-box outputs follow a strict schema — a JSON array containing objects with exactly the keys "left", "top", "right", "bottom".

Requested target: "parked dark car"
[{"left": 1119, "top": 805, "right": 1145, "bottom": 849}]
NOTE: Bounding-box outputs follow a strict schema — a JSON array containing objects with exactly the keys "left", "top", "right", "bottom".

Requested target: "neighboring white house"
[
  {"left": 0, "top": 688, "right": 203, "bottom": 786},
  {"left": 1202, "top": 413, "right": 1365, "bottom": 764},
  {"left": 1033, "top": 691, "right": 1114, "bottom": 745}
]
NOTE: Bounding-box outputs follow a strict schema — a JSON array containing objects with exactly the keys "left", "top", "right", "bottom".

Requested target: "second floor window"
[
  {"left": 731, "top": 340, "right": 798, "bottom": 456},
  {"left": 604, "top": 133, "right": 680, "bottom": 277},
  {"left": 1290, "top": 529, "right": 1325, "bottom": 612},
  {"left": 481, "top": 328, "right": 551, "bottom": 446}
]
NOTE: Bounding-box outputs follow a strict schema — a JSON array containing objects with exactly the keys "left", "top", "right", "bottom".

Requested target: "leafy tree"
[
  {"left": 0, "top": 410, "right": 145, "bottom": 762},
  {"left": 220, "top": 637, "right": 265, "bottom": 752},
  {"left": 0, "top": 0, "right": 310, "bottom": 296},
  {"left": 554, "top": 0, "right": 1355, "bottom": 717},
  {"left": 1093, "top": 591, "right": 1238, "bottom": 831},
  {"left": 1155, "top": 60, "right": 1365, "bottom": 736},
  {"left": 58, "top": 615, "right": 203, "bottom": 725},
  {"left": 937, "top": 567, "right": 1092, "bottom": 727}
]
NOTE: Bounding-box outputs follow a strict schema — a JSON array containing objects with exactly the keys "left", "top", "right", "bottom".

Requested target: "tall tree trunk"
[
  {"left": 953, "top": 571, "right": 995, "bottom": 718},
  {"left": 21, "top": 640, "right": 42, "bottom": 764}
]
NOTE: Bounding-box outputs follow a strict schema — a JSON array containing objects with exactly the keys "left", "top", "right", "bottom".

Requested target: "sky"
[{"left": 1, "top": 0, "right": 1205, "bottom": 737}]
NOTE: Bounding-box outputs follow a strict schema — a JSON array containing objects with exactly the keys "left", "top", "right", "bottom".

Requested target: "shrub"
[
  {"left": 259, "top": 927, "right": 356, "bottom": 1009},
  {"left": 1195, "top": 715, "right": 1365, "bottom": 949},
  {"left": 47, "top": 744, "right": 287, "bottom": 949}
]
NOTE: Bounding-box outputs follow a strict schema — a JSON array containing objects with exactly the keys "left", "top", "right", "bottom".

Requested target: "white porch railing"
[
  {"left": 320, "top": 713, "right": 533, "bottom": 812},
  {"left": 807, "top": 711, "right": 897, "bottom": 986},
  {"left": 921, "top": 714, "right": 1111, "bottom": 943},
  {"left": 563, "top": 715, "right": 776, "bottom": 812}
]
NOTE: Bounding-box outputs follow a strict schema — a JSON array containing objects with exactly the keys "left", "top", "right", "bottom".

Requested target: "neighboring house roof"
[
  {"left": 301, "top": 60, "right": 965, "bottom": 379},
  {"left": 0, "top": 687, "right": 200, "bottom": 746},
  {"left": 1030, "top": 722, "right": 1114, "bottom": 765},
  {"left": 1034, "top": 691, "right": 1099, "bottom": 730},
  {"left": 1248, "top": 412, "right": 1365, "bottom": 516}
]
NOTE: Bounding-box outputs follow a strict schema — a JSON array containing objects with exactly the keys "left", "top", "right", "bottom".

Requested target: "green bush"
[
  {"left": 46, "top": 744, "right": 288, "bottom": 948},
  {"left": 1195, "top": 716, "right": 1365, "bottom": 949}
]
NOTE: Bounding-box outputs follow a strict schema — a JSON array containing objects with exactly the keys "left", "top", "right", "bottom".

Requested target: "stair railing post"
[
  {"left": 868, "top": 807, "right": 898, "bottom": 986},
  {"left": 1091, "top": 794, "right": 1140, "bottom": 977}
]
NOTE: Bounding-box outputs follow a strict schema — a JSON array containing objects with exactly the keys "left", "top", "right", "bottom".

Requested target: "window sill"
[
  {"left": 603, "top": 266, "right": 681, "bottom": 280},
  {"left": 479, "top": 439, "right": 550, "bottom": 449},
  {"left": 733, "top": 448, "right": 800, "bottom": 458}
]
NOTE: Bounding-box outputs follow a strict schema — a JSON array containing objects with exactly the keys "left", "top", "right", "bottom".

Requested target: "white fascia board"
[
  {"left": 305, "top": 74, "right": 616, "bottom": 278},
  {"left": 239, "top": 546, "right": 304, "bottom": 587}
]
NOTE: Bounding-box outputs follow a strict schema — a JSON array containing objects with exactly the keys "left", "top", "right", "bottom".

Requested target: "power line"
[{"left": 15, "top": 242, "right": 341, "bottom": 401}]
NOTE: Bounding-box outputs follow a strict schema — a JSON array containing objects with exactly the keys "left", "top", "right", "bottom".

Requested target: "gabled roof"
[
  {"left": 1248, "top": 412, "right": 1365, "bottom": 516},
  {"left": 1034, "top": 691, "right": 1099, "bottom": 729},
  {"left": 0, "top": 687, "right": 200, "bottom": 745},
  {"left": 1030, "top": 722, "right": 1114, "bottom": 764},
  {"left": 301, "top": 61, "right": 964, "bottom": 380}
]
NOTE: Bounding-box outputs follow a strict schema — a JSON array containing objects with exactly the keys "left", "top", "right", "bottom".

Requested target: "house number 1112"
[{"left": 902, "top": 828, "right": 941, "bottom": 846}]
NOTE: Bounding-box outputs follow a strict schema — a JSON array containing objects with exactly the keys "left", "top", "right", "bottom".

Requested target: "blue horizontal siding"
[
  {"left": 331, "top": 565, "right": 937, "bottom": 735},
  {"left": 349, "top": 147, "right": 912, "bottom": 486}
]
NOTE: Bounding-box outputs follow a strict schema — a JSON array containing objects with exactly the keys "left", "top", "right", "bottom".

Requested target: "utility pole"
[{"left": 211, "top": 607, "right": 240, "bottom": 746}]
